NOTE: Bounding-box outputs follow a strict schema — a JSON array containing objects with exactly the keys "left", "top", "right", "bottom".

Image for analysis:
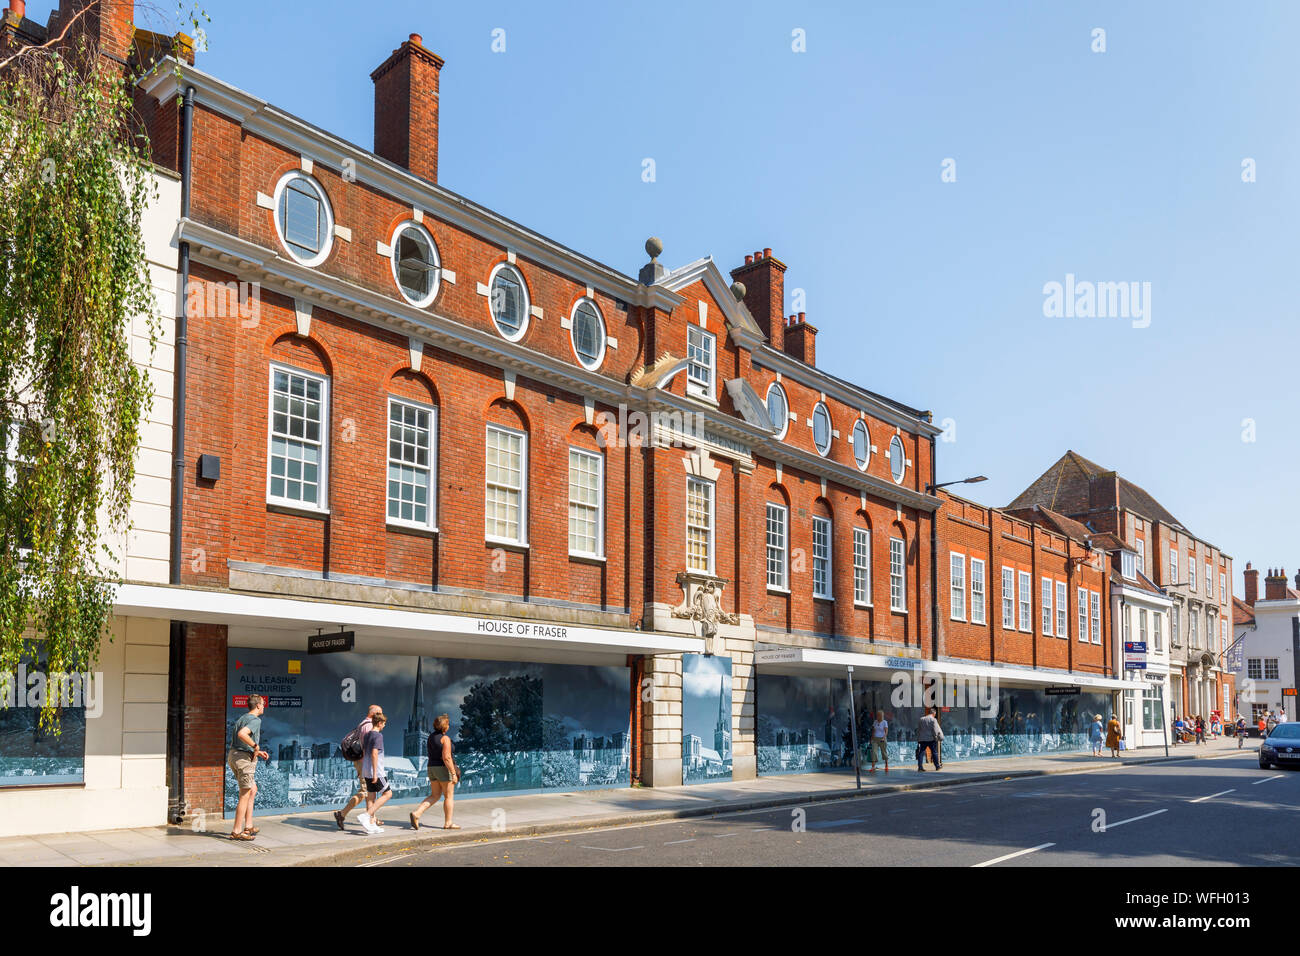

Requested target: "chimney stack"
[
  {"left": 1265, "top": 567, "right": 1288, "bottom": 602},
  {"left": 1244, "top": 562, "right": 1258, "bottom": 606},
  {"left": 729, "top": 248, "right": 787, "bottom": 352},
  {"left": 783, "top": 312, "right": 817, "bottom": 366},
  {"left": 371, "top": 33, "right": 444, "bottom": 183},
  {"left": 45, "top": 0, "right": 136, "bottom": 63}
]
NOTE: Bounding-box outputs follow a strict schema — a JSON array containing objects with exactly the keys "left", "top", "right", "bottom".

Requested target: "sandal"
[
  {"left": 443, "top": 823, "right": 461, "bottom": 830},
  {"left": 229, "top": 832, "right": 256, "bottom": 841},
  {"left": 242, "top": 826, "right": 260, "bottom": 835},
  {"left": 409, "top": 812, "right": 419, "bottom": 830}
]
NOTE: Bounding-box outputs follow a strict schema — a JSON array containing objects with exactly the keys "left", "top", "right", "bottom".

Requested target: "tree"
[
  {"left": 456, "top": 674, "right": 543, "bottom": 781},
  {"left": 0, "top": 15, "right": 163, "bottom": 732}
]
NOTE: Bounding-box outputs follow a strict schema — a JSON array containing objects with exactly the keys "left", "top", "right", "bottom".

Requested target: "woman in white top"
[{"left": 869, "top": 710, "right": 889, "bottom": 773}]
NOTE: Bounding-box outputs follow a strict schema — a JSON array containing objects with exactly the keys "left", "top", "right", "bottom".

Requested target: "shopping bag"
[{"left": 1118, "top": 738, "right": 1127, "bottom": 751}]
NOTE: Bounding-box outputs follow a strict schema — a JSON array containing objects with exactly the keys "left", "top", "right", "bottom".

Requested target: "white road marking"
[
  {"left": 1189, "top": 789, "right": 1235, "bottom": 803},
  {"left": 663, "top": 838, "right": 696, "bottom": 845},
  {"left": 713, "top": 832, "right": 740, "bottom": 838},
  {"left": 972, "top": 843, "right": 1056, "bottom": 868},
  {"left": 1103, "top": 809, "right": 1168, "bottom": 831},
  {"left": 580, "top": 845, "right": 643, "bottom": 852},
  {"left": 357, "top": 852, "right": 413, "bottom": 867},
  {"left": 1253, "top": 775, "right": 1285, "bottom": 786}
]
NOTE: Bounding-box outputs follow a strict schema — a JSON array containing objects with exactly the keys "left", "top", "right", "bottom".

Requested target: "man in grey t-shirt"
[
  {"left": 916, "top": 708, "right": 943, "bottom": 772},
  {"left": 360, "top": 713, "right": 392, "bottom": 834}
]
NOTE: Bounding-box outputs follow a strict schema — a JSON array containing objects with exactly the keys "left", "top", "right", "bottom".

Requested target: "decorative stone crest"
[{"left": 672, "top": 571, "right": 739, "bottom": 655}]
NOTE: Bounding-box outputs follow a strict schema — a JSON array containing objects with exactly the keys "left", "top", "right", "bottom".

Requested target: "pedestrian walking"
[
  {"left": 1258, "top": 715, "right": 1267, "bottom": 738},
  {"left": 1089, "top": 714, "right": 1104, "bottom": 756},
  {"left": 1195, "top": 715, "right": 1205, "bottom": 745},
  {"left": 359, "top": 713, "right": 392, "bottom": 834},
  {"left": 868, "top": 710, "right": 889, "bottom": 773},
  {"left": 1279, "top": 707, "right": 1288, "bottom": 724},
  {"left": 1236, "top": 714, "right": 1247, "bottom": 749},
  {"left": 916, "top": 708, "right": 943, "bottom": 771},
  {"left": 227, "top": 694, "right": 269, "bottom": 841},
  {"left": 1105, "top": 713, "right": 1123, "bottom": 758},
  {"left": 410, "top": 714, "right": 460, "bottom": 830},
  {"left": 334, "top": 704, "right": 382, "bottom": 831}
]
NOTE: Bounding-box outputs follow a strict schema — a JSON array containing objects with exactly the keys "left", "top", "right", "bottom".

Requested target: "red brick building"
[{"left": 0, "top": 2, "right": 1228, "bottom": 831}]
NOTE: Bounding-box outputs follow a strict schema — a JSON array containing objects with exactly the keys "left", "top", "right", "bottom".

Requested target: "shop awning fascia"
[
  {"left": 756, "top": 646, "right": 1129, "bottom": 690},
  {"left": 113, "top": 584, "right": 703, "bottom": 657}
]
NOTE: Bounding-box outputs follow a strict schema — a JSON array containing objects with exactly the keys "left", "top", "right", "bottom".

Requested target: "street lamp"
[{"left": 926, "top": 475, "right": 987, "bottom": 494}]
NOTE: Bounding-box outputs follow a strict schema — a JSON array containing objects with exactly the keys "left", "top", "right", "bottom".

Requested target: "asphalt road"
[{"left": 354, "top": 752, "right": 1298, "bottom": 867}]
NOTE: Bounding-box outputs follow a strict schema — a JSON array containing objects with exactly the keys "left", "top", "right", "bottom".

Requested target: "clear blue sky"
[{"left": 40, "top": 0, "right": 1300, "bottom": 593}]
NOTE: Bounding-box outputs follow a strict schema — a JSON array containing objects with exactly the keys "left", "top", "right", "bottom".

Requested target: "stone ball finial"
[
  {"left": 645, "top": 236, "right": 663, "bottom": 260},
  {"left": 730, "top": 280, "right": 746, "bottom": 302}
]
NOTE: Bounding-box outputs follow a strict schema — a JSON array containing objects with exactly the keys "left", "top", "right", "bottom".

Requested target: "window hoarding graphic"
[
  {"left": 224, "top": 648, "right": 630, "bottom": 816},
  {"left": 681, "top": 653, "right": 732, "bottom": 784}
]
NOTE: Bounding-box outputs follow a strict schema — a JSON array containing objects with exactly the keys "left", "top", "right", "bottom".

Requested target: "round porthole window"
[
  {"left": 890, "top": 435, "right": 907, "bottom": 484},
  {"left": 812, "top": 403, "right": 832, "bottom": 456},
  {"left": 570, "top": 298, "right": 606, "bottom": 370},
  {"left": 391, "top": 222, "right": 441, "bottom": 307},
  {"left": 852, "top": 420, "right": 870, "bottom": 471},
  {"left": 273, "top": 172, "right": 333, "bottom": 267},
  {"left": 766, "top": 383, "right": 788, "bottom": 439},
  {"left": 488, "top": 263, "right": 529, "bottom": 341}
]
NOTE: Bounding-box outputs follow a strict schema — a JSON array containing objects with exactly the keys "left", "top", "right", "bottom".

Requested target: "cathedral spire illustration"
[{"left": 405, "top": 657, "right": 430, "bottom": 768}]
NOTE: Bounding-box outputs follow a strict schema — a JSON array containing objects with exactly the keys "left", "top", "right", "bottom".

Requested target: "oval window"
[
  {"left": 852, "top": 420, "right": 870, "bottom": 470},
  {"left": 890, "top": 435, "right": 907, "bottom": 483},
  {"left": 273, "top": 172, "right": 333, "bottom": 267},
  {"left": 766, "top": 383, "right": 788, "bottom": 439},
  {"left": 489, "top": 263, "right": 529, "bottom": 341},
  {"left": 391, "top": 222, "right": 441, "bottom": 307},
  {"left": 812, "top": 403, "right": 831, "bottom": 456},
  {"left": 570, "top": 298, "right": 606, "bottom": 369}
]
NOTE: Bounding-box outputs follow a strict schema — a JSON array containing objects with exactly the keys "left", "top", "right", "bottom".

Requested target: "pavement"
[
  {"left": 370, "top": 746, "right": 1294, "bottom": 868},
  {"left": 0, "top": 736, "right": 1252, "bottom": 867}
]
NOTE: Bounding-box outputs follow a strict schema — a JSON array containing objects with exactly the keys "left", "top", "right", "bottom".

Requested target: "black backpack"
[{"left": 340, "top": 723, "right": 367, "bottom": 762}]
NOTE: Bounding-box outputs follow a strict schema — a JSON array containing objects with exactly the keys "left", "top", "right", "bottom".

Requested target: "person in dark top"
[{"left": 410, "top": 713, "right": 460, "bottom": 830}]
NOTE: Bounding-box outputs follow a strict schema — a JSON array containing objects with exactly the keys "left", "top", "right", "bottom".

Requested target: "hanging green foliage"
[{"left": 0, "top": 39, "right": 159, "bottom": 731}]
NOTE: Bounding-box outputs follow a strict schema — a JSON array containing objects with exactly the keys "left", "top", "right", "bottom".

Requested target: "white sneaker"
[
  {"left": 358, "top": 812, "right": 372, "bottom": 830},
  {"left": 371, "top": 825, "right": 385, "bottom": 834}
]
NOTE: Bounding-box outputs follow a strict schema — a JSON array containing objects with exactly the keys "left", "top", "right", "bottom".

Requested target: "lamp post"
[{"left": 926, "top": 476, "right": 988, "bottom": 664}]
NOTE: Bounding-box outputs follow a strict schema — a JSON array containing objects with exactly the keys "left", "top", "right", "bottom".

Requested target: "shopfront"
[
  {"left": 113, "top": 584, "right": 703, "bottom": 818},
  {"left": 755, "top": 647, "right": 1123, "bottom": 773}
]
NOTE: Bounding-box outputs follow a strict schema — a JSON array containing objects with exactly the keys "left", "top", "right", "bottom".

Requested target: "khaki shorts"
[
  {"left": 353, "top": 760, "right": 366, "bottom": 796},
  {"left": 228, "top": 750, "right": 256, "bottom": 791},
  {"left": 870, "top": 738, "right": 888, "bottom": 762},
  {"left": 429, "top": 765, "right": 452, "bottom": 783}
]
